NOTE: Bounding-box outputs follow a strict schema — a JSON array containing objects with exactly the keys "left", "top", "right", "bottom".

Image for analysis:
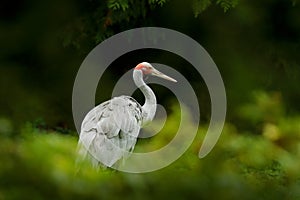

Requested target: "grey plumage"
[{"left": 78, "top": 96, "right": 143, "bottom": 168}]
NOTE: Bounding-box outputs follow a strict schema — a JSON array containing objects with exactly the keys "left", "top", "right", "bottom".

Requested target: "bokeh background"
[{"left": 1, "top": 0, "right": 300, "bottom": 199}]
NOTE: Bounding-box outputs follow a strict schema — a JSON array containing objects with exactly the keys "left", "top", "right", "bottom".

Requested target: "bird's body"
[
  {"left": 78, "top": 96, "right": 142, "bottom": 167},
  {"left": 77, "top": 62, "right": 176, "bottom": 168}
]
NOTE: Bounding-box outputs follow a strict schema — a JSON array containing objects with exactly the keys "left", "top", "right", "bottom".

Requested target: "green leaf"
[
  {"left": 148, "top": 0, "right": 167, "bottom": 6},
  {"left": 192, "top": 0, "right": 212, "bottom": 17},
  {"left": 108, "top": 0, "right": 129, "bottom": 11},
  {"left": 216, "top": 0, "right": 239, "bottom": 12}
]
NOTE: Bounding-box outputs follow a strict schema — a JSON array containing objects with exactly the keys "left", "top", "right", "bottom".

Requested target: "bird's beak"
[{"left": 151, "top": 69, "right": 177, "bottom": 82}]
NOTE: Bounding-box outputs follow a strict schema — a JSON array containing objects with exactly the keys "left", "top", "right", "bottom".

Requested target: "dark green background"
[
  {"left": 1, "top": 0, "right": 300, "bottom": 199},
  {"left": 1, "top": 0, "right": 299, "bottom": 130}
]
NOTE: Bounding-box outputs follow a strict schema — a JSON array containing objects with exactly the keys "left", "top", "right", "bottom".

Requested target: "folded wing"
[{"left": 78, "top": 96, "right": 143, "bottom": 167}]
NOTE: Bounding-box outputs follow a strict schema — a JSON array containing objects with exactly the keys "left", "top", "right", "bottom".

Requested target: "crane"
[{"left": 77, "top": 62, "right": 177, "bottom": 168}]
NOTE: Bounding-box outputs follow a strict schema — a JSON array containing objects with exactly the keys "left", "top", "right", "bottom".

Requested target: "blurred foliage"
[
  {"left": 61, "top": 0, "right": 170, "bottom": 50},
  {"left": 61, "top": 0, "right": 243, "bottom": 48},
  {"left": 1, "top": 102, "right": 300, "bottom": 199},
  {"left": 1, "top": 0, "right": 300, "bottom": 198},
  {"left": 192, "top": 0, "right": 239, "bottom": 17},
  {"left": 237, "top": 91, "right": 284, "bottom": 130}
]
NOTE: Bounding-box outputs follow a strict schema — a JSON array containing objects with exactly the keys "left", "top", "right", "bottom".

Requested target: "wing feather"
[{"left": 78, "top": 96, "right": 143, "bottom": 167}]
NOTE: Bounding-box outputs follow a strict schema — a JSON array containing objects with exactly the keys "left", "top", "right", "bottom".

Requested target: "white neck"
[{"left": 133, "top": 70, "right": 156, "bottom": 125}]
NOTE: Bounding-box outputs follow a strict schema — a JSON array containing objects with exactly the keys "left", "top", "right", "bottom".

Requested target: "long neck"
[{"left": 133, "top": 70, "right": 156, "bottom": 124}]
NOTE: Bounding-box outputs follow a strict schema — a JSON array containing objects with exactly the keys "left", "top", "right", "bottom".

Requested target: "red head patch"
[
  {"left": 134, "top": 63, "right": 144, "bottom": 70},
  {"left": 134, "top": 62, "right": 153, "bottom": 74}
]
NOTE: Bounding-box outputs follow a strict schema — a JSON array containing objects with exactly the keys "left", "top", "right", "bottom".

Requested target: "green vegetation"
[
  {"left": 1, "top": 0, "right": 300, "bottom": 199},
  {"left": 1, "top": 92, "right": 300, "bottom": 199}
]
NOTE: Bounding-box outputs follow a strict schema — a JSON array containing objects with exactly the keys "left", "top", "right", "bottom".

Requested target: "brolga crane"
[{"left": 77, "top": 62, "right": 177, "bottom": 168}]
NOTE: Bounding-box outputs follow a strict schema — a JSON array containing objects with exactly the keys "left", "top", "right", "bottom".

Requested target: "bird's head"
[{"left": 134, "top": 62, "right": 177, "bottom": 82}]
